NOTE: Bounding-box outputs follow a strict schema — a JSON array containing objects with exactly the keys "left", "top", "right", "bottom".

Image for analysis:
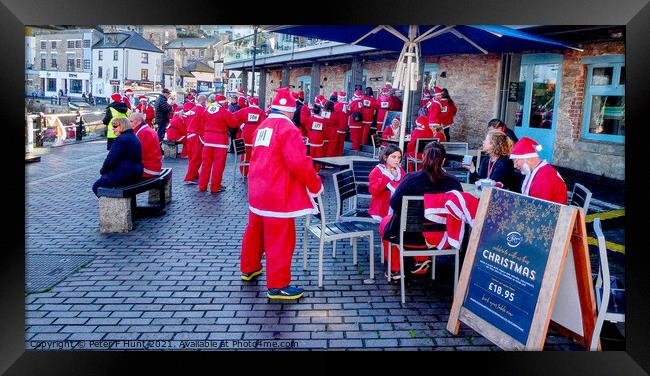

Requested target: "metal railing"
[{"left": 224, "top": 31, "right": 342, "bottom": 63}]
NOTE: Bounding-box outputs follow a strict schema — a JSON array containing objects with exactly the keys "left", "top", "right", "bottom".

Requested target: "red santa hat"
[
  {"left": 138, "top": 95, "right": 147, "bottom": 102},
  {"left": 249, "top": 97, "right": 259, "bottom": 106},
  {"left": 510, "top": 137, "right": 543, "bottom": 159},
  {"left": 353, "top": 90, "right": 362, "bottom": 99},
  {"left": 415, "top": 116, "right": 428, "bottom": 127},
  {"left": 423, "top": 89, "right": 431, "bottom": 99},
  {"left": 433, "top": 87, "right": 443, "bottom": 97},
  {"left": 183, "top": 102, "right": 195, "bottom": 112},
  {"left": 215, "top": 94, "right": 228, "bottom": 104},
  {"left": 111, "top": 93, "right": 122, "bottom": 102},
  {"left": 238, "top": 87, "right": 245, "bottom": 95},
  {"left": 337, "top": 91, "right": 347, "bottom": 100},
  {"left": 271, "top": 87, "right": 297, "bottom": 112},
  {"left": 298, "top": 90, "right": 305, "bottom": 99},
  {"left": 384, "top": 82, "right": 393, "bottom": 89},
  {"left": 124, "top": 89, "right": 133, "bottom": 95},
  {"left": 315, "top": 95, "right": 326, "bottom": 105},
  {"left": 330, "top": 91, "right": 338, "bottom": 98}
]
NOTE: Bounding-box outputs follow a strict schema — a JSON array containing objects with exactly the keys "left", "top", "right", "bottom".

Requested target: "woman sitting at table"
[
  {"left": 463, "top": 129, "right": 522, "bottom": 192},
  {"left": 381, "top": 117, "right": 404, "bottom": 146},
  {"left": 369, "top": 145, "right": 406, "bottom": 221},
  {"left": 379, "top": 142, "right": 463, "bottom": 280},
  {"left": 405, "top": 116, "right": 433, "bottom": 172}
]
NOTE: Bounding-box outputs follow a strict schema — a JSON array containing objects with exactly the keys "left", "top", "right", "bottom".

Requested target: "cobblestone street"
[{"left": 25, "top": 140, "right": 585, "bottom": 351}]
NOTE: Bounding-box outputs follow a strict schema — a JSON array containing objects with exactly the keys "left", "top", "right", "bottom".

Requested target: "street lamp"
[{"left": 251, "top": 26, "right": 258, "bottom": 97}]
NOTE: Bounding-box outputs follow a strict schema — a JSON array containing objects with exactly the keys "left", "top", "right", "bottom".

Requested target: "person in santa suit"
[
  {"left": 381, "top": 117, "right": 402, "bottom": 146},
  {"left": 122, "top": 88, "right": 134, "bottom": 110},
  {"left": 406, "top": 116, "right": 434, "bottom": 172},
  {"left": 384, "top": 83, "right": 401, "bottom": 111},
  {"left": 375, "top": 88, "right": 391, "bottom": 132},
  {"left": 232, "top": 97, "right": 266, "bottom": 177},
  {"left": 333, "top": 91, "right": 349, "bottom": 156},
  {"left": 237, "top": 88, "right": 248, "bottom": 109},
  {"left": 420, "top": 89, "right": 432, "bottom": 110},
  {"left": 440, "top": 88, "right": 457, "bottom": 142},
  {"left": 292, "top": 91, "right": 304, "bottom": 128},
  {"left": 298, "top": 90, "right": 311, "bottom": 136},
  {"left": 165, "top": 102, "right": 191, "bottom": 156},
  {"left": 360, "top": 87, "right": 377, "bottom": 147},
  {"left": 510, "top": 137, "right": 568, "bottom": 204},
  {"left": 347, "top": 90, "right": 364, "bottom": 150},
  {"left": 198, "top": 95, "right": 241, "bottom": 192},
  {"left": 427, "top": 86, "right": 445, "bottom": 137},
  {"left": 129, "top": 112, "right": 162, "bottom": 178},
  {"left": 183, "top": 95, "right": 208, "bottom": 184},
  {"left": 134, "top": 96, "right": 155, "bottom": 126},
  {"left": 305, "top": 100, "right": 327, "bottom": 172},
  {"left": 322, "top": 95, "right": 338, "bottom": 157},
  {"left": 240, "top": 87, "right": 323, "bottom": 300},
  {"left": 369, "top": 144, "right": 405, "bottom": 222}
]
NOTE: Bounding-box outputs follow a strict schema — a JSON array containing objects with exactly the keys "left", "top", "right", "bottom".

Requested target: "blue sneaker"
[
  {"left": 241, "top": 267, "right": 263, "bottom": 281},
  {"left": 267, "top": 285, "right": 304, "bottom": 300}
]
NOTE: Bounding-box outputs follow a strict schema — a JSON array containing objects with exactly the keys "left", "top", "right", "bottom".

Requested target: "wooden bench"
[
  {"left": 162, "top": 140, "right": 182, "bottom": 158},
  {"left": 97, "top": 168, "right": 172, "bottom": 233}
]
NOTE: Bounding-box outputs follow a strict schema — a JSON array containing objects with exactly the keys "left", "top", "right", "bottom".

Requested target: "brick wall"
[{"left": 553, "top": 41, "right": 625, "bottom": 180}]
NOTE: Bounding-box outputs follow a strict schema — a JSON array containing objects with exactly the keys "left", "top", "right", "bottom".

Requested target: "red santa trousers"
[
  {"left": 198, "top": 145, "right": 228, "bottom": 192},
  {"left": 184, "top": 136, "right": 203, "bottom": 182},
  {"left": 349, "top": 126, "right": 363, "bottom": 151},
  {"left": 180, "top": 140, "right": 188, "bottom": 158},
  {"left": 361, "top": 123, "right": 372, "bottom": 147},
  {"left": 309, "top": 144, "right": 325, "bottom": 172},
  {"left": 240, "top": 211, "right": 296, "bottom": 289},
  {"left": 379, "top": 215, "right": 430, "bottom": 272},
  {"left": 335, "top": 131, "right": 346, "bottom": 156}
]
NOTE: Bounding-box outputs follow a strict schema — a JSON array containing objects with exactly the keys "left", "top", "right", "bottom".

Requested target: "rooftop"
[{"left": 92, "top": 31, "right": 163, "bottom": 53}]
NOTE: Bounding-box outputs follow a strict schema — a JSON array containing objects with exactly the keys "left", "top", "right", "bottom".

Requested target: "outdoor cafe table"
[
  {"left": 461, "top": 182, "right": 481, "bottom": 198},
  {"left": 312, "top": 155, "right": 377, "bottom": 169}
]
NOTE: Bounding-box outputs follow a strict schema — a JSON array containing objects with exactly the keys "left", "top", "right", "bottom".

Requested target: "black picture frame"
[{"left": 2, "top": 0, "right": 649, "bottom": 374}]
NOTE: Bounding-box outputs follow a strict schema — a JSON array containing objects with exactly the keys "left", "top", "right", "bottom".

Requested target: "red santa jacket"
[
  {"left": 423, "top": 190, "right": 479, "bottom": 249},
  {"left": 522, "top": 161, "right": 568, "bottom": 204},
  {"left": 165, "top": 114, "right": 187, "bottom": 142},
  {"left": 427, "top": 98, "right": 444, "bottom": 127},
  {"left": 237, "top": 95, "right": 248, "bottom": 109},
  {"left": 389, "top": 94, "right": 402, "bottom": 111},
  {"left": 248, "top": 112, "right": 323, "bottom": 218},
  {"left": 202, "top": 104, "right": 240, "bottom": 147},
  {"left": 406, "top": 125, "right": 434, "bottom": 158},
  {"left": 319, "top": 108, "right": 337, "bottom": 141},
  {"left": 375, "top": 95, "right": 391, "bottom": 125},
  {"left": 360, "top": 95, "right": 376, "bottom": 125},
  {"left": 368, "top": 164, "right": 406, "bottom": 221},
  {"left": 432, "top": 130, "right": 446, "bottom": 142},
  {"left": 186, "top": 104, "right": 207, "bottom": 138},
  {"left": 333, "top": 102, "right": 349, "bottom": 135},
  {"left": 349, "top": 98, "right": 364, "bottom": 128},
  {"left": 305, "top": 114, "right": 326, "bottom": 147},
  {"left": 300, "top": 103, "right": 311, "bottom": 129},
  {"left": 441, "top": 101, "right": 457, "bottom": 129},
  {"left": 134, "top": 123, "right": 162, "bottom": 177},
  {"left": 233, "top": 105, "right": 266, "bottom": 147},
  {"left": 135, "top": 103, "right": 155, "bottom": 126}
]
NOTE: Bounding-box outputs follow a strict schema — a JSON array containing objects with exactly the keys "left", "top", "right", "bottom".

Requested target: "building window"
[
  {"left": 191, "top": 50, "right": 195, "bottom": 57},
  {"left": 98, "top": 51, "right": 103, "bottom": 61},
  {"left": 141, "top": 69, "right": 148, "bottom": 81},
  {"left": 582, "top": 55, "right": 625, "bottom": 143},
  {"left": 51, "top": 58, "right": 57, "bottom": 69},
  {"left": 76, "top": 58, "right": 81, "bottom": 68},
  {"left": 40, "top": 41, "right": 46, "bottom": 49},
  {"left": 98, "top": 66, "right": 102, "bottom": 78},
  {"left": 199, "top": 50, "right": 204, "bottom": 58},
  {"left": 75, "top": 40, "right": 81, "bottom": 48},
  {"left": 51, "top": 41, "right": 57, "bottom": 49},
  {"left": 83, "top": 39, "right": 90, "bottom": 48},
  {"left": 40, "top": 58, "right": 46, "bottom": 70},
  {"left": 67, "top": 57, "right": 75, "bottom": 70},
  {"left": 68, "top": 40, "right": 74, "bottom": 48},
  {"left": 113, "top": 50, "right": 118, "bottom": 61},
  {"left": 47, "top": 78, "right": 56, "bottom": 91},
  {"left": 113, "top": 66, "right": 118, "bottom": 79},
  {"left": 142, "top": 52, "right": 148, "bottom": 63},
  {"left": 84, "top": 59, "right": 90, "bottom": 70},
  {"left": 70, "top": 79, "right": 83, "bottom": 94}
]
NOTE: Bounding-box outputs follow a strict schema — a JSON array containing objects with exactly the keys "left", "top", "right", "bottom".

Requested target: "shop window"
[
  {"left": 47, "top": 78, "right": 56, "bottom": 91},
  {"left": 582, "top": 56, "right": 624, "bottom": 143}
]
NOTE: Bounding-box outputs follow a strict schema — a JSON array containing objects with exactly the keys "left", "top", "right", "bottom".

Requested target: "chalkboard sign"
[
  {"left": 508, "top": 82, "right": 520, "bottom": 102},
  {"left": 447, "top": 188, "right": 597, "bottom": 350},
  {"left": 382, "top": 111, "right": 402, "bottom": 132}
]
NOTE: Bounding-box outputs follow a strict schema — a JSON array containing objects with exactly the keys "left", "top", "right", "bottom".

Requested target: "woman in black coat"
[
  {"left": 464, "top": 129, "right": 522, "bottom": 192},
  {"left": 92, "top": 117, "right": 144, "bottom": 196}
]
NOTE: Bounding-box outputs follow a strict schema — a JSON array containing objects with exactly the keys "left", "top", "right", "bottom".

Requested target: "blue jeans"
[{"left": 92, "top": 175, "right": 115, "bottom": 197}]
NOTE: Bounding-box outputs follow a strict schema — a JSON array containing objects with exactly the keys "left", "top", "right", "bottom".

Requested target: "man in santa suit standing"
[
  {"left": 299, "top": 90, "right": 311, "bottom": 137},
  {"left": 375, "top": 88, "right": 391, "bottom": 132},
  {"left": 386, "top": 83, "right": 402, "bottom": 111},
  {"left": 305, "top": 99, "right": 326, "bottom": 172},
  {"left": 322, "top": 94, "right": 338, "bottom": 157},
  {"left": 134, "top": 96, "right": 155, "bottom": 126},
  {"left": 183, "top": 95, "right": 208, "bottom": 184},
  {"left": 233, "top": 97, "right": 266, "bottom": 177},
  {"left": 333, "top": 91, "right": 349, "bottom": 156},
  {"left": 240, "top": 87, "right": 323, "bottom": 300},
  {"left": 237, "top": 88, "right": 248, "bottom": 109},
  {"left": 199, "top": 95, "right": 241, "bottom": 193},
  {"left": 510, "top": 137, "right": 568, "bottom": 204},
  {"left": 420, "top": 89, "right": 432, "bottom": 110},
  {"left": 122, "top": 88, "right": 134, "bottom": 110},
  {"left": 165, "top": 102, "right": 193, "bottom": 158},
  {"left": 348, "top": 89, "right": 364, "bottom": 150},
  {"left": 427, "top": 86, "right": 445, "bottom": 134},
  {"left": 360, "top": 87, "right": 377, "bottom": 147},
  {"left": 405, "top": 116, "right": 434, "bottom": 172}
]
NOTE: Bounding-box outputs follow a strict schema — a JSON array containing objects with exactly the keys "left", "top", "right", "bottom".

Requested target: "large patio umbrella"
[{"left": 264, "top": 25, "right": 581, "bottom": 149}]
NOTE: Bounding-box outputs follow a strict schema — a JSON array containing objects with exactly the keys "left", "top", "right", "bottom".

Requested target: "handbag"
[{"left": 352, "top": 112, "right": 362, "bottom": 123}]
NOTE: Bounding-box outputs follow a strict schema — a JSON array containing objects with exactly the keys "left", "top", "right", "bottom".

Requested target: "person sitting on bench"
[
  {"left": 129, "top": 112, "right": 162, "bottom": 178},
  {"left": 92, "top": 117, "right": 143, "bottom": 196}
]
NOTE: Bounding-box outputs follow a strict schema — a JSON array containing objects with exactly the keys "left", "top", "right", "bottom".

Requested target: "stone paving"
[{"left": 25, "top": 140, "right": 585, "bottom": 351}]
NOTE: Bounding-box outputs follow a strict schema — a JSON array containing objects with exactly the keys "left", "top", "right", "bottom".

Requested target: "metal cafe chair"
[
  {"left": 406, "top": 138, "right": 437, "bottom": 172},
  {"left": 232, "top": 138, "right": 249, "bottom": 184},
  {"left": 570, "top": 183, "right": 593, "bottom": 213}
]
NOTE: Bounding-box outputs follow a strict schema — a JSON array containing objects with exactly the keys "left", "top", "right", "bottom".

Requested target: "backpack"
[{"left": 417, "top": 106, "right": 429, "bottom": 117}]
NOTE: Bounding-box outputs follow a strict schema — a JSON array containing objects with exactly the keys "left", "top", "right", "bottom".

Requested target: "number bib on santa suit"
[
  {"left": 311, "top": 122, "right": 323, "bottom": 131},
  {"left": 363, "top": 100, "right": 371, "bottom": 107},
  {"left": 207, "top": 104, "right": 220, "bottom": 114},
  {"left": 380, "top": 101, "right": 389, "bottom": 109},
  {"left": 321, "top": 111, "right": 331, "bottom": 119},
  {"left": 254, "top": 128, "right": 273, "bottom": 147},
  {"left": 247, "top": 113, "right": 260, "bottom": 122}
]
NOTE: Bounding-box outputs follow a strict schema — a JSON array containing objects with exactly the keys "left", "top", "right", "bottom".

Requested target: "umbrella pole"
[{"left": 399, "top": 48, "right": 413, "bottom": 151}]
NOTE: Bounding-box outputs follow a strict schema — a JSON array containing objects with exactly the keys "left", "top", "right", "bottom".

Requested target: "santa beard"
[{"left": 522, "top": 162, "right": 532, "bottom": 175}]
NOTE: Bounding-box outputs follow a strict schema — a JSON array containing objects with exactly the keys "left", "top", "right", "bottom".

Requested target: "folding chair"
[
  {"left": 351, "top": 159, "right": 377, "bottom": 200},
  {"left": 303, "top": 194, "right": 375, "bottom": 287},
  {"left": 232, "top": 138, "right": 248, "bottom": 184},
  {"left": 406, "top": 138, "right": 437, "bottom": 172},
  {"left": 590, "top": 218, "right": 625, "bottom": 351},
  {"left": 441, "top": 142, "right": 470, "bottom": 183},
  {"left": 570, "top": 183, "right": 593, "bottom": 213},
  {"left": 388, "top": 196, "right": 461, "bottom": 304}
]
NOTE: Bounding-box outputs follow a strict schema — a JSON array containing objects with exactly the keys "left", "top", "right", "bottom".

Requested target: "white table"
[{"left": 312, "top": 155, "right": 377, "bottom": 169}]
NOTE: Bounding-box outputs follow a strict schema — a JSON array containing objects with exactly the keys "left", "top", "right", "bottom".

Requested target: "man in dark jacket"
[
  {"left": 154, "top": 88, "right": 173, "bottom": 145},
  {"left": 102, "top": 93, "right": 131, "bottom": 150},
  {"left": 92, "top": 117, "right": 144, "bottom": 196}
]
